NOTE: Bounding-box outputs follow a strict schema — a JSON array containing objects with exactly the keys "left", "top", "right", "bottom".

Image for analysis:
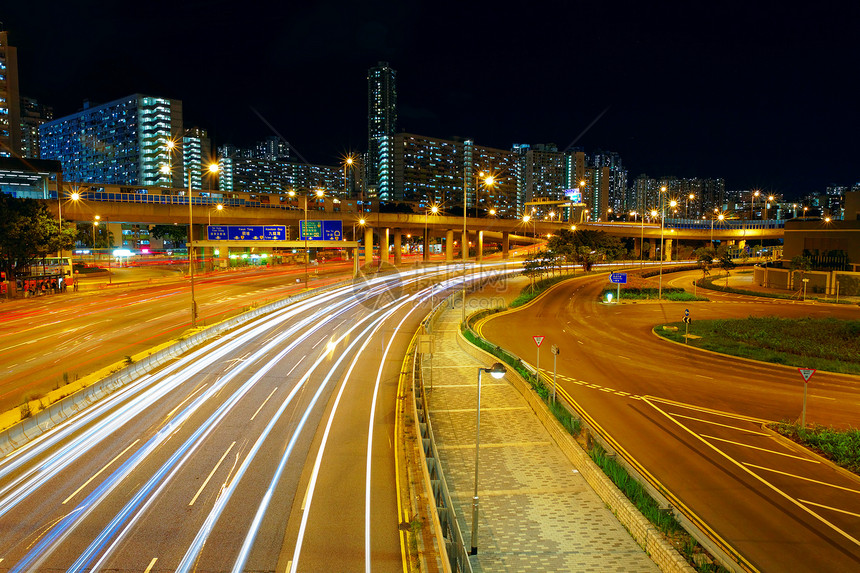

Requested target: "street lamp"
[
  {"left": 92, "top": 216, "right": 100, "bottom": 266},
  {"left": 475, "top": 172, "right": 495, "bottom": 218},
  {"left": 711, "top": 212, "right": 725, "bottom": 246},
  {"left": 424, "top": 205, "right": 438, "bottom": 262},
  {"left": 658, "top": 186, "right": 669, "bottom": 300},
  {"left": 471, "top": 361, "right": 507, "bottom": 555},
  {"left": 686, "top": 193, "right": 695, "bottom": 218},
  {"left": 209, "top": 203, "right": 223, "bottom": 226},
  {"left": 344, "top": 154, "right": 355, "bottom": 197},
  {"left": 187, "top": 167, "right": 197, "bottom": 327},
  {"left": 290, "top": 188, "right": 325, "bottom": 288},
  {"left": 751, "top": 190, "right": 760, "bottom": 220}
]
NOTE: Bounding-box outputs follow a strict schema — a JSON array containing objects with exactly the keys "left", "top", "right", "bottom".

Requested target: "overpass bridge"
[{"left": 46, "top": 192, "right": 785, "bottom": 265}]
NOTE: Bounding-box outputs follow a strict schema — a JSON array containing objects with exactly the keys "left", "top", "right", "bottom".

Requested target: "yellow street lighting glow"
[
  {"left": 71, "top": 192, "right": 80, "bottom": 201},
  {"left": 208, "top": 163, "right": 220, "bottom": 173},
  {"left": 160, "top": 165, "right": 170, "bottom": 174},
  {"left": 489, "top": 208, "right": 496, "bottom": 216},
  {"left": 431, "top": 205, "right": 439, "bottom": 214},
  {"left": 669, "top": 200, "right": 678, "bottom": 208},
  {"left": 718, "top": 214, "right": 725, "bottom": 221},
  {"left": 570, "top": 225, "right": 576, "bottom": 231},
  {"left": 288, "top": 190, "right": 296, "bottom": 197},
  {"left": 359, "top": 218, "right": 366, "bottom": 225},
  {"left": 650, "top": 210, "right": 658, "bottom": 217},
  {"left": 315, "top": 189, "right": 324, "bottom": 197},
  {"left": 216, "top": 204, "right": 224, "bottom": 211},
  {"left": 522, "top": 214, "right": 531, "bottom": 223},
  {"left": 326, "top": 339, "right": 336, "bottom": 353},
  {"left": 485, "top": 175, "right": 495, "bottom": 186}
]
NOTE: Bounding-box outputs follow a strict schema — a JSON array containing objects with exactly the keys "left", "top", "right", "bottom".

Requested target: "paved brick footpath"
[{"left": 426, "top": 300, "right": 658, "bottom": 572}]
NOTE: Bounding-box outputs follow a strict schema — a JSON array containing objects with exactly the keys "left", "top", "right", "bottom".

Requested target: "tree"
[
  {"left": 150, "top": 224, "right": 188, "bottom": 248},
  {"left": 76, "top": 222, "right": 116, "bottom": 248},
  {"left": 694, "top": 247, "right": 716, "bottom": 279},
  {"left": 0, "top": 194, "right": 74, "bottom": 286},
  {"left": 718, "top": 252, "right": 736, "bottom": 286},
  {"left": 545, "top": 228, "right": 627, "bottom": 272}
]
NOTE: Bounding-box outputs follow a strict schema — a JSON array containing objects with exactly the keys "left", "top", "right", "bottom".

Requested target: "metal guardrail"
[
  {"left": 0, "top": 277, "right": 357, "bottom": 455},
  {"left": 412, "top": 294, "right": 473, "bottom": 573}
]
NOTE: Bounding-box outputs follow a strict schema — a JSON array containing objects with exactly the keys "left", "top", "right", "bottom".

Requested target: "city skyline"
[{"left": 3, "top": 2, "right": 859, "bottom": 199}]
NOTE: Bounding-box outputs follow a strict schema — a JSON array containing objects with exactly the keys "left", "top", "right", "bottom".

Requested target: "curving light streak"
[
  {"left": 5, "top": 265, "right": 510, "bottom": 569},
  {"left": 182, "top": 297, "right": 406, "bottom": 572}
]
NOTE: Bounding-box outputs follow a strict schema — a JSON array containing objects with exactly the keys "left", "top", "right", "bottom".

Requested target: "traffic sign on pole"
[
  {"left": 798, "top": 368, "right": 816, "bottom": 382},
  {"left": 533, "top": 336, "right": 545, "bottom": 347},
  {"left": 798, "top": 368, "right": 815, "bottom": 426}
]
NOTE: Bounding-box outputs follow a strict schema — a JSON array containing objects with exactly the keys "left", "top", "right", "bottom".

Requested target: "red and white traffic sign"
[
  {"left": 798, "top": 368, "right": 816, "bottom": 383},
  {"left": 533, "top": 336, "right": 545, "bottom": 347}
]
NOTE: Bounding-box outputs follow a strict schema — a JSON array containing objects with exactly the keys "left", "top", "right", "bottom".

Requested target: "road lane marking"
[
  {"left": 311, "top": 336, "right": 327, "bottom": 349},
  {"left": 63, "top": 440, "right": 140, "bottom": 504},
  {"left": 250, "top": 387, "right": 278, "bottom": 421},
  {"left": 642, "top": 396, "right": 860, "bottom": 550},
  {"left": 189, "top": 441, "right": 236, "bottom": 506},
  {"left": 672, "top": 414, "right": 769, "bottom": 435},
  {"left": 644, "top": 395, "right": 773, "bottom": 424},
  {"left": 799, "top": 499, "right": 860, "bottom": 518},
  {"left": 701, "top": 434, "right": 818, "bottom": 462},
  {"left": 743, "top": 463, "right": 860, "bottom": 495},
  {"left": 143, "top": 558, "right": 158, "bottom": 573},
  {"left": 695, "top": 374, "right": 713, "bottom": 379},
  {"left": 286, "top": 355, "right": 306, "bottom": 376}
]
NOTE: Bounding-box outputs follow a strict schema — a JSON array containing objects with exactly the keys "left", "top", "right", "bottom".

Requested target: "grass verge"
[
  {"left": 601, "top": 286, "right": 709, "bottom": 302},
  {"left": 771, "top": 421, "right": 860, "bottom": 474},
  {"left": 655, "top": 316, "right": 860, "bottom": 374},
  {"left": 697, "top": 276, "right": 857, "bottom": 305},
  {"left": 510, "top": 274, "right": 577, "bottom": 307}
]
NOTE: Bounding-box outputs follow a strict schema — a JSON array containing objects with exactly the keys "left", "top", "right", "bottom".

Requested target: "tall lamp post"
[
  {"left": 187, "top": 169, "right": 197, "bottom": 327},
  {"left": 711, "top": 212, "right": 725, "bottom": 246},
  {"left": 424, "top": 205, "right": 438, "bottom": 261},
  {"left": 750, "top": 190, "right": 760, "bottom": 220},
  {"left": 92, "top": 216, "right": 100, "bottom": 266},
  {"left": 658, "top": 185, "right": 676, "bottom": 300},
  {"left": 290, "top": 188, "right": 324, "bottom": 289},
  {"left": 686, "top": 193, "right": 695, "bottom": 218},
  {"left": 471, "top": 361, "right": 507, "bottom": 555}
]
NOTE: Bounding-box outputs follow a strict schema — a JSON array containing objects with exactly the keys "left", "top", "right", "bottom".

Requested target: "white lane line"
[
  {"left": 695, "top": 374, "right": 713, "bottom": 379},
  {"left": 671, "top": 413, "right": 769, "bottom": 435},
  {"left": 189, "top": 441, "right": 236, "bottom": 506},
  {"left": 744, "top": 462, "right": 860, "bottom": 495},
  {"left": 701, "top": 434, "right": 819, "bottom": 462},
  {"left": 286, "top": 356, "right": 306, "bottom": 376},
  {"left": 250, "top": 387, "right": 279, "bottom": 421},
  {"left": 311, "top": 336, "right": 327, "bottom": 349},
  {"left": 799, "top": 499, "right": 860, "bottom": 518},
  {"left": 143, "top": 557, "right": 158, "bottom": 573},
  {"left": 63, "top": 440, "right": 141, "bottom": 505}
]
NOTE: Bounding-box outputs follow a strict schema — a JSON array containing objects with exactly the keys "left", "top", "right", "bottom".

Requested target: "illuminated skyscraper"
[
  {"left": 40, "top": 94, "right": 184, "bottom": 187},
  {"left": 0, "top": 28, "right": 22, "bottom": 157},
  {"left": 367, "top": 61, "right": 397, "bottom": 200}
]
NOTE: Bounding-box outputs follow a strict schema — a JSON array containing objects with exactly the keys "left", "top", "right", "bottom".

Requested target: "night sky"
[{"left": 4, "top": 1, "right": 859, "bottom": 199}]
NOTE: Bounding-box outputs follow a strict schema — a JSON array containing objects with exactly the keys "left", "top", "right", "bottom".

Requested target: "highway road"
[
  {"left": 0, "top": 262, "right": 517, "bottom": 571},
  {"left": 476, "top": 270, "right": 860, "bottom": 572},
  {"left": 0, "top": 261, "right": 353, "bottom": 413}
]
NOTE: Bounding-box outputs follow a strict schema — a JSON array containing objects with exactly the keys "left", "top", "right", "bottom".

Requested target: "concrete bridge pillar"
[
  {"left": 502, "top": 231, "right": 510, "bottom": 259},
  {"left": 446, "top": 229, "right": 454, "bottom": 262},
  {"left": 423, "top": 227, "right": 430, "bottom": 262},
  {"left": 364, "top": 226, "right": 374, "bottom": 268},
  {"left": 633, "top": 237, "right": 641, "bottom": 258},
  {"left": 380, "top": 227, "right": 389, "bottom": 265},
  {"left": 664, "top": 238, "right": 673, "bottom": 262},
  {"left": 393, "top": 229, "right": 402, "bottom": 265},
  {"left": 477, "top": 230, "right": 484, "bottom": 263}
]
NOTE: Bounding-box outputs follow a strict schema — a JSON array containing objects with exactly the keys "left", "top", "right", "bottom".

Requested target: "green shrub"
[{"left": 773, "top": 421, "right": 860, "bottom": 474}]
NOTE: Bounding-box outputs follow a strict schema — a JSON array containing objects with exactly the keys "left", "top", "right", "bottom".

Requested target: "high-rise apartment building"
[
  {"left": 183, "top": 127, "right": 212, "bottom": 191},
  {"left": 40, "top": 94, "right": 184, "bottom": 186},
  {"left": 19, "top": 96, "right": 53, "bottom": 159},
  {"left": 590, "top": 151, "right": 627, "bottom": 216},
  {"left": 0, "top": 28, "right": 22, "bottom": 157},
  {"left": 367, "top": 61, "right": 397, "bottom": 200},
  {"left": 217, "top": 142, "right": 341, "bottom": 196}
]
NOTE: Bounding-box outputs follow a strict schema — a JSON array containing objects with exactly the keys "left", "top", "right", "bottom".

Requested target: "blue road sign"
[
  {"left": 609, "top": 272, "right": 627, "bottom": 284},
  {"left": 684, "top": 308, "right": 690, "bottom": 317},
  {"left": 300, "top": 220, "right": 343, "bottom": 241},
  {"left": 206, "top": 225, "right": 286, "bottom": 240},
  {"left": 207, "top": 226, "right": 229, "bottom": 240}
]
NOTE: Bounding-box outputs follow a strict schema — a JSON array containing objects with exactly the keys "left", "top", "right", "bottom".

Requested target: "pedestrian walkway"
[{"left": 426, "top": 301, "right": 658, "bottom": 572}]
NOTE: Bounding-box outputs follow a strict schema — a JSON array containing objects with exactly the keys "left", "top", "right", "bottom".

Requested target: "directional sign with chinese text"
[
  {"left": 207, "top": 225, "right": 286, "bottom": 240},
  {"left": 533, "top": 336, "right": 545, "bottom": 347},
  {"left": 609, "top": 272, "right": 627, "bottom": 284},
  {"left": 300, "top": 220, "right": 343, "bottom": 241}
]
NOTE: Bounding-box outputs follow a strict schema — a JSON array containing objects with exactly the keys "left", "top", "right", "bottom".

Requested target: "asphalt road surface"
[
  {"left": 0, "top": 262, "right": 352, "bottom": 413},
  {"left": 476, "top": 269, "right": 860, "bottom": 572},
  {"left": 0, "top": 262, "right": 517, "bottom": 571}
]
